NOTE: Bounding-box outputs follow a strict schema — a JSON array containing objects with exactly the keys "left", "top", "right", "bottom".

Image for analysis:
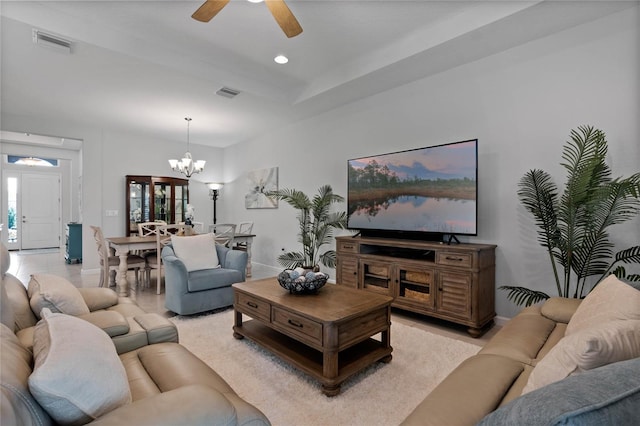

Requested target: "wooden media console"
[{"left": 336, "top": 236, "right": 496, "bottom": 337}]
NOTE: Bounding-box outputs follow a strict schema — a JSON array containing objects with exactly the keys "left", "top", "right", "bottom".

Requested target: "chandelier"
[{"left": 168, "top": 117, "right": 206, "bottom": 178}]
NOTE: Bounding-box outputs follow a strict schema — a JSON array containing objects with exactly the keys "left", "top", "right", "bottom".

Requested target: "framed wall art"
[{"left": 245, "top": 167, "right": 278, "bottom": 209}]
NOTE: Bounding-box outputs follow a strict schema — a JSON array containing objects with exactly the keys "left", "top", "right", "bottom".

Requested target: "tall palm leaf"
[
  {"left": 268, "top": 185, "right": 347, "bottom": 269},
  {"left": 500, "top": 126, "right": 640, "bottom": 306}
]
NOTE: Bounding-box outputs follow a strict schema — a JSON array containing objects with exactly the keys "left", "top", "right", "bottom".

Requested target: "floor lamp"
[{"left": 207, "top": 183, "right": 224, "bottom": 225}]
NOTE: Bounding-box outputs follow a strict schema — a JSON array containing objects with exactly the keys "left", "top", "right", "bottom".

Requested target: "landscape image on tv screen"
[{"left": 347, "top": 139, "right": 477, "bottom": 236}]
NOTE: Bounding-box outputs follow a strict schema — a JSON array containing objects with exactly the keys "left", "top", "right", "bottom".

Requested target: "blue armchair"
[{"left": 161, "top": 244, "right": 248, "bottom": 315}]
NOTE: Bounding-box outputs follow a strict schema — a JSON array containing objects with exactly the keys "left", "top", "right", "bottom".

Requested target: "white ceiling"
[{"left": 1, "top": 1, "right": 635, "bottom": 148}]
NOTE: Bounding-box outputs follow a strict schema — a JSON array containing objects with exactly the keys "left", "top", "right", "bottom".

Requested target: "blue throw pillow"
[{"left": 477, "top": 357, "right": 640, "bottom": 426}]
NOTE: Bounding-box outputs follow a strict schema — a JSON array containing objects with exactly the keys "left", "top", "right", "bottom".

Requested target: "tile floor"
[{"left": 7, "top": 248, "right": 500, "bottom": 345}]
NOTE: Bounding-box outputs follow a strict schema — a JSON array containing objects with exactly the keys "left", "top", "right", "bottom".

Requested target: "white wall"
[
  {"left": 222, "top": 7, "right": 640, "bottom": 318},
  {"left": 1, "top": 114, "right": 224, "bottom": 271}
]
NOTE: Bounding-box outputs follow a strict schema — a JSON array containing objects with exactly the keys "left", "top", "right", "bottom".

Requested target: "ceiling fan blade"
[
  {"left": 265, "top": 0, "right": 303, "bottom": 38},
  {"left": 192, "top": 0, "right": 231, "bottom": 23}
]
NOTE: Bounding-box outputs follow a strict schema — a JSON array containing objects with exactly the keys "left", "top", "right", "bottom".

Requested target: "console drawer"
[
  {"left": 272, "top": 307, "right": 323, "bottom": 346},
  {"left": 236, "top": 293, "right": 270, "bottom": 322},
  {"left": 338, "top": 240, "right": 358, "bottom": 253},
  {"left": 436, "top": 252, "right": 473, "bottom": 268}
]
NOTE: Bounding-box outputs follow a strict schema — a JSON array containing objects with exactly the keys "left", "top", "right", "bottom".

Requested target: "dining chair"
[
  {"left": 138, "top": 221, "right": 167, "bottom": 237},
  {"left": 178, "top": 221, "right": 204, "bottom": 235},
  {"left": 235, "top": 221, "right": 254, "bottom": 250},
  {"left": 192, "top": 221, "right": 205, "bottom": 234},
  {"left": 209, "top": 223, "right": 236, "bottom": 247},
  {"left": 90, "top": 225, "right": 146, "bottom": 289},
  {"left": 145, "top": 223, "right": 190, "bottom": 294},
  {"left": 137, "top": 221, "right": 166, "bottom": 288},
  {"left": 237, "top": 221, "right": 254, "bottom": 234}
]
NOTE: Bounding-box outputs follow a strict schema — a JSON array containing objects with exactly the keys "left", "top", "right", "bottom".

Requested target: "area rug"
[{"left": 171, "top": 309, "right": 481, "bottom": 426}]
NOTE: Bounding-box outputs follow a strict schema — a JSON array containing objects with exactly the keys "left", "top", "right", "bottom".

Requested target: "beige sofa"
[
  {"left": 402, "top": 276, "right": 640, "bottom": 426},
  {"left": 1, "top": 247, "right": 270, "bottom": 426}
]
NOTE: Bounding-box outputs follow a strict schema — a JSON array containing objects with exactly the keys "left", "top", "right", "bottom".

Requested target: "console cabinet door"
[
  {"left": 336, "top": 255, "right": 358, "bottom": 288},
  {"left": 436, "top": 271, "right": 472, "bottom": 320},
  {"left": 394, "top": 265, "right": 435, "bottom": 311},
  {"left": 359, "top": 259, "right": 393, "bottom": 296}
]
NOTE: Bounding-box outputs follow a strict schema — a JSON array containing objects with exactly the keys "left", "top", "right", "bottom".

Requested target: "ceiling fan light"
[{"left": 274, "top": 55, "right": 288, "bottom": 64}]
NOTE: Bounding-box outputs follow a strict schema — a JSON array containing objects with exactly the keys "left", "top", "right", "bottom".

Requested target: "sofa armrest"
[
  {"left": 220, "top": 247, "right": 247, "bottom": 279},
  {"left": 540, "top": 297, "right": 582, "bottom": 324},
  {"left": 161, "top": 248, "right": 190, "bottom": 292},
  {"left": 134, "top": 313, "right": 178, "bottom": 344},
  {"left": 401, "top": 354, "right": 526, "bottom": 426},
  {"left": 77, "top": 287, "right": 119, "bottom": 311},
  {"left": 77, "top": 310, "right": 130, "bottom": 337},
  {"left": 88, "top": 385, "right": 238, "bottom": 426}
]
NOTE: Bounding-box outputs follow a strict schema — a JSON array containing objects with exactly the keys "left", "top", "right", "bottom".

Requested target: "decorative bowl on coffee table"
[{"left": 277, "top": 269, "right": 328, "bottom": 294}]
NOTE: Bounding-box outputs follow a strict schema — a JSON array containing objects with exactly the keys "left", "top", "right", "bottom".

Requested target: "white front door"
[{"left": 21, "top": 172, "right": 61, "bottom": 249}]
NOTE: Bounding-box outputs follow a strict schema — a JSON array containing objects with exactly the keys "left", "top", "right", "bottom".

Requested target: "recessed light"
[
  {"left": 247, "top": 0, "right": 263, "bottom": 3},
  {"left": 274, "top": 55, "right": 289, "bottom": 64}
]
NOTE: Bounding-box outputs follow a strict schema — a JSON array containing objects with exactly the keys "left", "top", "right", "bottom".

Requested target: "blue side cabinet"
[{"left": 65, "top": 223, "right": 82, "bottom": 264}]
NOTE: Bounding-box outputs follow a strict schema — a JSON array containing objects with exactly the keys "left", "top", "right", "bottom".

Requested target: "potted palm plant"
[
  {"left": 500, "top": 125, "right": 640, "bottom": 306},
  {"left": 267, "top": 184, "right": 348, "bottom": 270}
]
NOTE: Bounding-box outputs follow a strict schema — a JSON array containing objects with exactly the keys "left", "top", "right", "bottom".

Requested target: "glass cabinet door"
[
  {"left": 126, "top": 176, "right": 189, "bottom": 235},
  {"left": 154, "top": 183, "right": 171, "bottom": 223},
  {"left": 175, "top": 183, "right": 188, "bottom": 223},
  {"left": 128, "top": 178, "right": 150, "bottom": 235}
]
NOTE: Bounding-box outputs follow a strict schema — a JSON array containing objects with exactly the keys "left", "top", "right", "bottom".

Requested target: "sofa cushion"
[
  {"left": 477, "top": 358, "right": 640, "bottom": 426},
  {"left": 566, "top": 275, "right": 640, "bottom": 335},
  {"left": 187, "top": 268, "right": 243, "bottom": 292},
  {"left": 0, "top": 275, "right": 16, "bottom": 331},
  {"left": 170, "top": 233, "right": 220, "bottom": 272},
  {"left": 77, "top": 310, "right": 130, "bottom": 337},
  {"left": 77, "top": 287, "right": 119, "bottom": 311},
  {"left": 28, "top": 310, "right": 131, "bottom": 425},
  {"left": 88, "top": 385, "right": 237, "bottom": 426},
  {"left": 522, "top": 319, "right": 640, "bottom": 393},
  {"left": 540, "top": 297, "right": 581, "bottom": 324},
  {"left": 28, "top": 274, "right": 90, "bottom": 319},
  {"left": 478, "top": 307, "right": 556, "bottom": 364},
  {"left": 0, "top": 323, "right": 53, "bottom": 426},
  {"left": 3, "top": 273, "right": 38, "bottom": 330},
  {"left": 0, "top": 242, "right": 9, "bottom": 277}
]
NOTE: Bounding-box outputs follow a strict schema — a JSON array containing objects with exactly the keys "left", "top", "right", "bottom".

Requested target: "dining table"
[{"left": 106, "top": 235, "right": 157, "bottom": 300}]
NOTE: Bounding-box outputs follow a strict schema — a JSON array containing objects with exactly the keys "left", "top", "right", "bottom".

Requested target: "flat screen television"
[{"left": 347, "top": 139, "right": 478, "bottom": 242}]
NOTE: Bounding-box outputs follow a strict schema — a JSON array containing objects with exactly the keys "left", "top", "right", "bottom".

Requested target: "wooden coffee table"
[{"left": 232, "top": 278, "right": 393, "bottom": 396}]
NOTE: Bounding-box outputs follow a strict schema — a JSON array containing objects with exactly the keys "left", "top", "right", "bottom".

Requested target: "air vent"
[
  {"left": 216, "top": 87, "right": 241, "bottom": 99},
  {"left": 32, "top": 29, "right": 72, "bottom": 53}
]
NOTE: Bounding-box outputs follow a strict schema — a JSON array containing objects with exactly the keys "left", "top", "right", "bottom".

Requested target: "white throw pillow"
[
  {"left": 522, "top": 319, "right": 640, "bottom": 394},
  {"left": 171, "top": 233, "right": 220, "bottom": 272},
  {"left": 28, "top": 274, "right": 90, "bottom": 319},
  {"left": 566, "top": 275, "right": 640, "bottom": 335},
  {"left": 28, "top": 309, "right": 131, "bottom": 425}
]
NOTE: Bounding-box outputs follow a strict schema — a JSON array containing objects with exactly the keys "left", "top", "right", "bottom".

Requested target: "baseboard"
[{"left": 495, "top": 315, "right": 510, "bottom": 327}]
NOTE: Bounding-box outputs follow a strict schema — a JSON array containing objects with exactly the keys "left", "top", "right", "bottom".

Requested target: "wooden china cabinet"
[{"left": 125, "top": 175, "right": 189, "bottom": 236}]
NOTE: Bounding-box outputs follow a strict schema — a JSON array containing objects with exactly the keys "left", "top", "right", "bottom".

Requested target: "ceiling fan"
[{"left": 192, "top": 0, "right": 303, "bottom": 38}]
